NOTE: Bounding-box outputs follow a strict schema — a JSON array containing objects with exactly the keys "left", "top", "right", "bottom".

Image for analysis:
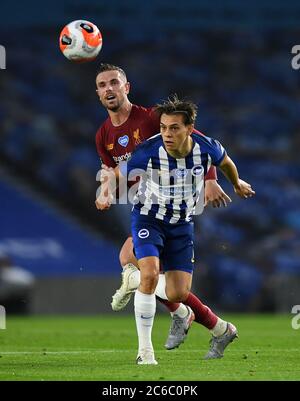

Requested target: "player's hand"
[
  {"left": 96, "top": 165, "right": 117, "bottom": 210},
  {"left": 234, "top": 179, "right": 255, "bottom": 199},
  {"left": 95, "top": 189, "right": 113, "bottom": 211},
  {"left": 204, "top": 180, "right": 232, "bottom": 208},
  {"left": 95, "top": 199, "right": 111, "bottom": 210}
]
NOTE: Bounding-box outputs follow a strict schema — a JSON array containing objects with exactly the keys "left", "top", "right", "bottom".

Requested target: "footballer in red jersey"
[
  {"left": 95, "top": 64, "right": 235, "bottom": 356},
  {"left": 96, "top": 104, "right": 158, "bottom": 167},
  {"left": 96, "top": 104, "right": 217, "bottom": 180}
]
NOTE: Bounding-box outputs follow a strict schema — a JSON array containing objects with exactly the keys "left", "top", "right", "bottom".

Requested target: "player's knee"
[
  {"left": 166, "top": 288, "right": 189, "bottom": 303},
  {"left": 140, "top": 269, "right": 159, "bottom": 293}
]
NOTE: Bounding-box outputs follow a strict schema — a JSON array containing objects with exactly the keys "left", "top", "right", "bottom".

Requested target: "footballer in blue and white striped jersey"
[
  {"left": 96, "top": 97, "right": 255, "bottom": 365},
  {"left": 120, "top": 132, "right": 226, "bottom": 224}
]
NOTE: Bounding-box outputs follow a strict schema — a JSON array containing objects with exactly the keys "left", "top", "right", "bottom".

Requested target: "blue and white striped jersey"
[{"left": 120, "top": 133, "right": 226, "bottom": 224}]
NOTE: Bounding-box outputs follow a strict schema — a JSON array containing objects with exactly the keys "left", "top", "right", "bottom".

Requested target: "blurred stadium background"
[{"left": 0, "top": 0, "right": 300, "bottom": 316}]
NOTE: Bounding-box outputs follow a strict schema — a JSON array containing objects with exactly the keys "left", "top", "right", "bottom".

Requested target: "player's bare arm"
[
  {"left": 95, "top": 165, "right": 120, "bottom": 210},
  {"left": 218, "top": 155, "right": 255, "bottom": 199}
]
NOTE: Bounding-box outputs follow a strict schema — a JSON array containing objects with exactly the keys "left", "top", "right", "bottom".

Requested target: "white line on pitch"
[{"left": 1, "top": 348, "right": 300, "bottom": 355}]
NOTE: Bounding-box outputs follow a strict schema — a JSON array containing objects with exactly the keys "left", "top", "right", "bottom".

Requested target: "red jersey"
[{"left": 95, "top": 104, "right": 217, "bottom": 180}]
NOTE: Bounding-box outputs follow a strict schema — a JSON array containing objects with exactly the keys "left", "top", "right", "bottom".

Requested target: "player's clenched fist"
[{"left": 95, "top": 192, "right": 113, "bottom": 210}]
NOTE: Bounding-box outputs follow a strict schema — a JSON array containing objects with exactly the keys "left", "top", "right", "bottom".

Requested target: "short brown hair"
[
  {"left": 96, "top": 63, "right": 127, "bottom": 81},
  {"left": 154, "top": 95, "right": 197, "bottom": 125}
]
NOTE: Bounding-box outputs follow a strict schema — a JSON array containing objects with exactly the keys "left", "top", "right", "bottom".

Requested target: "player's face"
[
  {"left": 96, "top": 70, "right": 130, "bottom": 111},
  {"left": 160, "top": 114, "right": 193, "bottom": 152}
]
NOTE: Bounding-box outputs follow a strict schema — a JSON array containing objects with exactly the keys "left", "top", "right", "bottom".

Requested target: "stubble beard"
[{"left": 103, "top": 97, "right": 124, "bottom": 112}]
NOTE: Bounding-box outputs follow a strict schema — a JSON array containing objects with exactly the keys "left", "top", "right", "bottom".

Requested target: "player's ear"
[
  {"left": 125, "top": 81, "right": 130, "bottom": 95},
  {"left": 188, "top": 124, "right": 194, "bottom": 135}
]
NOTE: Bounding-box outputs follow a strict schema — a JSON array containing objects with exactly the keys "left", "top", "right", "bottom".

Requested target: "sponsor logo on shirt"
[
  {"left": 118, "top": 135, "right": 129, "bottom": 147},
  {"left": 112, "top": 152, "right": 132, "bottom": 164},
  {"left": 175, "top": 168, "right": 188, "bottom": 178},
  {"left": 106, "top": 143, "right": 114, "bottom": 151}
]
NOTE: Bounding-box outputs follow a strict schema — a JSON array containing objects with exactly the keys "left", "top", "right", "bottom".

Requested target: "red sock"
[
  {"left": 156, "top": 296, "right": 180, "bottom": 313},
  {"left": 184, "top": 292, "right": 218, "bottom": 329}
]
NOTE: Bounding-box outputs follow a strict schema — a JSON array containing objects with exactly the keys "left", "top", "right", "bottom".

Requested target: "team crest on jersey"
[
  {"left": 138, "top": 229, "right": 150, "bottom": 239},
  {"left": 133, "top": 128, "right": 142, "bottom": 145},
  {"left": 175, "top": 168, "right": 188, "bottom": 178},
  {"left": 118, "top": 135, "right": 129, "bottom": 147},
  {"left": 191, "top": 165, "right": 204, "bottom": 176}
]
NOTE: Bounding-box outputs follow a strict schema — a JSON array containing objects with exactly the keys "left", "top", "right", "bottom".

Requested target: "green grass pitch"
[{"left": 0, "top": 314, "right": 299, "bottom": 381}]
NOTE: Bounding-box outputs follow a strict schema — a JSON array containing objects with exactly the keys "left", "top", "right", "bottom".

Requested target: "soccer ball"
[{"left": 59, "top": 20, "right": 103, "bottom": 63}]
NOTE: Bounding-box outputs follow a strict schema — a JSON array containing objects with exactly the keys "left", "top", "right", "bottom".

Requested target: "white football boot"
[
  {"left": 136, "top": 349, "right": 158, "bottom": 365},
  {"left": 111, "top": 264, "right": 139, "bottom": 311}
]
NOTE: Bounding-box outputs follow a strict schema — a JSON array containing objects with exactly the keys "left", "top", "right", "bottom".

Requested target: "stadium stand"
[{"left": 0, "top": 0, "right": 299, "bottom": 312}]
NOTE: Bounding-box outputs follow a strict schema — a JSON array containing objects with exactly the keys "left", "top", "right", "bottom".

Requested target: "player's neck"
[
  {"left": 108, "top": 101, "right": 132, "bottom": 127},
  {"left": 167, "top": 136, "right": 193, "bottom": 159}
]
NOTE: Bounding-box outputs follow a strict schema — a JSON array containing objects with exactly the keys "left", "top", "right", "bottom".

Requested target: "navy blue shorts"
[{"left": 131, "top": 211, "right": 194, "bottom": 274}]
